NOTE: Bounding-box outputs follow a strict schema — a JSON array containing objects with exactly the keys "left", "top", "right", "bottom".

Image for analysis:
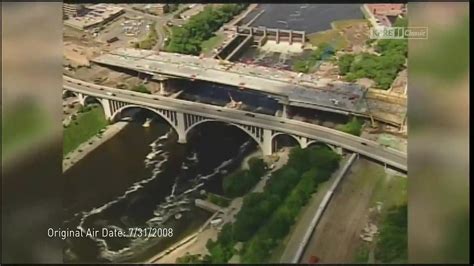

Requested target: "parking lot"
[{"left": 95, "top": 16, "right": 153, "bottom": 49}]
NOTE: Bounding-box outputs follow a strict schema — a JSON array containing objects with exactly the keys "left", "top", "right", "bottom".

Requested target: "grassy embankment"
[
  {"left": 353, "top": 166, "right": 407, "bottom": 264},
  {"left": 63, "top": 105, "right": 108, "bottom": 156}
]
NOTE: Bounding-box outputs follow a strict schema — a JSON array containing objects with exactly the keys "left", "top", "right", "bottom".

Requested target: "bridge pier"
[
  {"left": 78, "top": 93, "right": 85, "bottom": 106},
  {"left": 159, "top": 80, "right": 166, "bottom": 95},
  {"left": 102, "top": 98, "right": 113, "bottom": 120},
  {"left": 177, "top": 134, "right": 187, "bottom": 144},
  {"left": 176, "top": 111, "right": 187, "bottom": 144},
  {"left": 302, "top": 31, "right": 306, "bottom": 47},
  {"left": 289, "top": 30, "right": 293, "bottom": 45},
  {"left": 300, "top": 137, "right": 309, "bottom": 149},
  {"left": 276, "top": 29, "right": 280, "bottom": 44},
  {"left": 261, "top": 27, "right": 267, "bottom": 47},
  {"left": 282, "top": 104, "right": 289, "bottom": 118},
  {"left": 262, "top": 129, "right": 273, "bottom": 156}
]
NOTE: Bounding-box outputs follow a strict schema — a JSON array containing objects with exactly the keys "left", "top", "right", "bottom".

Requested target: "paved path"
[
  {"left": 278, "top": 154, "right": 354, "bottom": 263},
  {"left": 300, "top": 159, "right": 381, "bottom": 263}
]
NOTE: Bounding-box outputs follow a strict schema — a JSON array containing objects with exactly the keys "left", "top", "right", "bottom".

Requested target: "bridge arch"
[
  {"left": 305, "top": 139, "right": 338, "bottom": 152},
  {"left": 62, "top": 89, "right": 79, "bottom": 99},
  {"left": 271, "top": 132, "right": 305, "bottom": 148},
  {"left": 185, "top": 119, "right": 264, "bottom": 152},
  {"left": 83, "top": 95, "right": 104, "bottom": 107},
  {"left": 110, "top": 104, "right": 180, "bottom": 133}
]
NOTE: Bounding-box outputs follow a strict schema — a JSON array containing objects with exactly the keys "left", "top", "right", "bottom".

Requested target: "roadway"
[
  {"left": 91, "top": 48, "right": 369, "bottom": 114},
  {"left": 63, "top": 76, "right": 407, "bottom": 172}
]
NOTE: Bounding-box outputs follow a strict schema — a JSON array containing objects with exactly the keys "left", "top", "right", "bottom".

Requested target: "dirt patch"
[
  {"left": 64, "top": 42, "right": 93, "bottom": 67},
  {"left": 300, "top": 159, "right": 385, "bottom": 263},
  {"left": 335, "top": 19, "right": 371, "bottom": 52}
]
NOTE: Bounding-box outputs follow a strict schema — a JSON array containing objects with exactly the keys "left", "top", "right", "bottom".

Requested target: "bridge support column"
[
  {"left": 289, "top": 30, "right": 293, "bottom": 44},
  {"left": 78, "top": 93, "right": 85, "bottom": 106},
  {"left": 276, "top": 29, "right": 280, "bottom": 44},
  {"left": 300, "top": 137, "right": 309, "bottom": 149},
  {"left": 102, "top": 98, "right": 113, "bottom": 120},
  {"left": 176, "top": 112, "right": 187, "bottom": 144},
  {"left": 159, "top": 80, "right": 166, "bottom": 95},
  {"left": 281, "top": 104, "right": 288, "bottom": 118},
  {"left": 336, "top": 146, "right": 343, "bottom": 155},
  {"left": 262, "top": 129, "right": 273, "bottom": 156},
  {"left": 302, "top": 31, "right": 306, "bottom": 48}
]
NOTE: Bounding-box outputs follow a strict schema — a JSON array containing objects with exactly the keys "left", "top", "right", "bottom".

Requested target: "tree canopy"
[
  {"left": 337, "top": 17, "right": 408, "bottom": 89},
  {"left": 166, "top": 4, "right": 248, "bottom": 55}
]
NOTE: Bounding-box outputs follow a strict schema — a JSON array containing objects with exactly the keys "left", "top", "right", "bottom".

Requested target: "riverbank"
[
  {"left": 63, "top": 107, "right": 108, "bottom": 155},
  {"left": 63, "top": 121, "right": 128, "bottom": 173},
  {"left": 152, "top": 148, "right": 290, "bottom": 263}
]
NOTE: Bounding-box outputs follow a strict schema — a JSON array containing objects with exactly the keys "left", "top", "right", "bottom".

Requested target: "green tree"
[
  {"left": 166, "top": 4, "right": 248, "bottom": 55},
  {"left": 338, "top": 54, "right": 355, "bottom": 75},
  {"left": 337, "top": 117, "right": 363, "bottom": 136},
  {"left": 292, "top": 59, "right": 310, "bottom": 73},
  {"left": 222, "top": 158, "right": 266, "bottom": 197}
]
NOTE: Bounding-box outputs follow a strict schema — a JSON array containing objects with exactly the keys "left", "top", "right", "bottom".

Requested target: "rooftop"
[
  {"left": 64, "top": 4, "right": 124, "bottom": 30},
  {"left": 365, "top": 4, "right": 406, "bottom": 17}
]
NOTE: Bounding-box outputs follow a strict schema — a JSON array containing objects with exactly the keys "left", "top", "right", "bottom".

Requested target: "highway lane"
[
  {"left": 63, "top": 77, "right": 407, "bottom": 172},
  {"left": 91, "top": 48, "right": 367, "bottom": 113}
]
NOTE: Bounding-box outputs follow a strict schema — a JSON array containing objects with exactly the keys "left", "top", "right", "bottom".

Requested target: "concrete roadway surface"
[
  {"left": 92, "top": 48, "right": 368, "bottom": 115},
  {"left": 63, "top": 76, "right": 407, "bottom": 172}
]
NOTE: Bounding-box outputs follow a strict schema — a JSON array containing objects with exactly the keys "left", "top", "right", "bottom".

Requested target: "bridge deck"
[
  {"left": 63, "top": 76, "right": 407, "bottom": 173},
  {"left": 91, "top": 48, "right": 369, "bottom": 114}
]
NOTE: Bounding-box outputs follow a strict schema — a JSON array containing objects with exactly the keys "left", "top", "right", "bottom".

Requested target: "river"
[
  {"left": 63, "top": 110, "right": 258, "bottom": 263},
  {"left": 241, "top": 4, "right": 363, "bottom": 33}
]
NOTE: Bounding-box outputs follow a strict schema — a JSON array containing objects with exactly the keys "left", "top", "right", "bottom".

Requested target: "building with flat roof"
[
  {"left": 63, "top": 4, "right": 77, "bottom": 19},
  {"left": 144, "top": 4, "right": 169, "bottom": 15},
  {"left": 64, "top": 4, "right": 124, "bottom": 30}
]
